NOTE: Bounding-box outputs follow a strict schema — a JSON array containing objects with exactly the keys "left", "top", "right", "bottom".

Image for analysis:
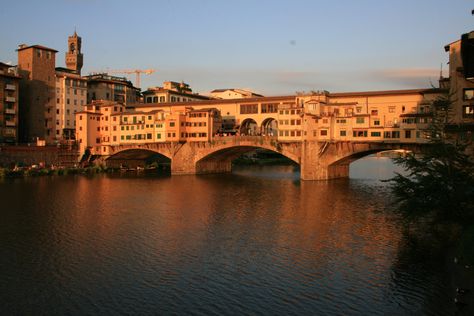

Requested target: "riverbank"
[{"left": 0, "top": 165, "right": 111, "bottom": 178}]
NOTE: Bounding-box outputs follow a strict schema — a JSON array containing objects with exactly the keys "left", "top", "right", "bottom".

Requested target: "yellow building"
[
  {"left": 75, "top": 101, "right": 222, "bottom": 156},
  {"left": 55, "top": 67, "right": 87, "bottom": 141}
]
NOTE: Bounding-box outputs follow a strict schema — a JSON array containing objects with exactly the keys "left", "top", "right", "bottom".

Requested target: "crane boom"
[{"left": 107, "top": 69, "right": 155, "bottom": 88}]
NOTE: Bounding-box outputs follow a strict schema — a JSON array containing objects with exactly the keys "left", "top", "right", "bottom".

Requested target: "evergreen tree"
[{"left": 387, "top": 93, "right": 474, "bottom": 226}]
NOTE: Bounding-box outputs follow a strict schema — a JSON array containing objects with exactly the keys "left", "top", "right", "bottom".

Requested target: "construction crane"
[{"left": 108, "top": 69, "right": 155, "bottom": 88}]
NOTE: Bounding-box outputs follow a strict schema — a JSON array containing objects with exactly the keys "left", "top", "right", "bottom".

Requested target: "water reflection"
[{"left": 0, "top": 159, "right": 451, "bottom": 315}]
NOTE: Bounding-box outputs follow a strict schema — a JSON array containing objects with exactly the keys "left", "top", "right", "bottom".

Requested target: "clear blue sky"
[{"left": 0, "top": 0, "right": 472, "bottom": 95}]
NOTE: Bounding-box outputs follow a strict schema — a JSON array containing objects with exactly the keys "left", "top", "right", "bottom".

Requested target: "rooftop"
[{"left": 16, "top": 44, "right": 58, "bottom": 53}]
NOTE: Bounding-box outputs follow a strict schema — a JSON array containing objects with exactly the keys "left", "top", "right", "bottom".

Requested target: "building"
[
  {"left": 210, "top": 88, "right": 264, "bottom": 99},
  {"left": 142, "top": 81, "right": 210, "bottom": 104},
  {"left": 85, "top": 73, "right": 140, "bottom": 105},
  {"left": 55, "top": 67, "right": 87, "bottom": 140},
  {"left": 65, "top": 31, "right": 83, "bottom": 75},
  {"left": 0, "top": 62, "right": 21, "bottom": 143},
  {"left": 75, "top": 87, "right": 444, "bottom": 161},
  {"left": 75, "top": 101, "right": 222, "bottom": 156},
  {"left": 17, "top": 44, "right": 58, "bottom": 143},
  {"left": 444, "top": 30, "right": 474, "bottom": 136}
]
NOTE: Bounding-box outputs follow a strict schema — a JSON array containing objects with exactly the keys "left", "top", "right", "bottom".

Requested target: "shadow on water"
[{"left": 0, "top": 156, "right": 455, "bottom": 315}]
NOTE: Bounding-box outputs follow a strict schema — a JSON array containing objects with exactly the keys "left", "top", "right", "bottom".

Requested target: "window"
[
  {"left": 356, "top": 117, "right": 365, "bottom": 124},
  {"left": 463, "top": 105, "right": 474, "bottom": 117},
  {"left": 157, "top": 133, "right": 161, "bottom": 139},
  {"left": 261, "top": 103, "right": 278, "bottom": 113},
  {"left": 384, "top": 131, "right": 391, "bottom": 138},
  {"left": 391, "top": 131, "right": 400, "bottom": 138},
  {"left": 370, "top": 131, "right": 381, "bottom": 137},
  {"left": 356, "top": 107, "right": 362, "bottom": 113},
  {"left": 340, "top": 130, "right": 346, "bottom": 136},
  {"left": 169, "top": 122, "right": 175, "bottom": 127},
  {"left": 240, "top": 104, "right": 258, "bottom": 114},
  {"left": 320, "top": 130, "right": 328, "bottom": 136},
  {"left": 373, "top": 120, "right": 380, "bottom": 126},
  {"left": 371, "top": 109, "right": 378, "bottom": 115},
  {"left": 464, "top": 89, "right": 474, "bottom": 100},
  {"left": 405, "top": 130, "right": 412, "bottom": 139},
  {"left": 353, "top": 130, "right": 368, "bottom": 137},
  {"left": 389, "top": 106, "right": 395, "bottom": 113}
]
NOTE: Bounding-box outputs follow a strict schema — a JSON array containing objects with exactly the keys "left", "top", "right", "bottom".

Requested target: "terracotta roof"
[
  {"left": 111, "top": 109, "right": 164, "bottom": 116},
  {"left": 76, "top": 111, "right": 103, "bottom": 115},
  {"left": 16, "top": 44, "right": 58, "bottom": 53}
]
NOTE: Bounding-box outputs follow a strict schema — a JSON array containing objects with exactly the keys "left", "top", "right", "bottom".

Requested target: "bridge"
[{"left": 101, "top": 136, "right": 424, "bottom": 180}]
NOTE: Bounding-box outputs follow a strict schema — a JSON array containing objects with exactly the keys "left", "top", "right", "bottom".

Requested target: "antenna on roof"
[{"left": 440, "top": 62, "right": 443, "bottom": 79}]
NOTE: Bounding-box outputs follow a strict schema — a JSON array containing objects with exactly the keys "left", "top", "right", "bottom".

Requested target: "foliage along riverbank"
[{"left": 0, "top": 165, "right": 113, "bottom": 178}]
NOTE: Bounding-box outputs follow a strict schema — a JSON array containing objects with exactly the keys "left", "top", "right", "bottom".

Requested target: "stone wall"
[{"left": 0, "top": 145, "right": 79, "bottom": 167}]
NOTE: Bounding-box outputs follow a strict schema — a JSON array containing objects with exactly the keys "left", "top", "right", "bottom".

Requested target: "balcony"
[
  {"left": 5, "top": 84, "right": 16, "bottom": 91},
  {"left": 5, "top": 96, "right": 15, "bottom": 103},
  {"left": 5, "top": 108, "right": 15, "bottom": 115},
  {"left": 6, "top": 120, "right": 16, "bottom": 127}
]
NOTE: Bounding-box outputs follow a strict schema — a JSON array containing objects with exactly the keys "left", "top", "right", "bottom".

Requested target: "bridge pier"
[{"left": 300, "top": 141, "right": 350, "bottom": 180}]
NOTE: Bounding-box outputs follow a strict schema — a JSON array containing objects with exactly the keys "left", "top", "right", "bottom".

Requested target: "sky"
[{"left": 0, "top": 0, "right": 473, "bottom": 96}]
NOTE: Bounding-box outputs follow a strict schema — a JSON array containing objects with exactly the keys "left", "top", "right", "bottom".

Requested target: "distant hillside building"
[
  {"left": 85, "top": 73, "right": 140, "bottom": 105},
  {"left": 210, "top": 88, "right": 263, "bottom": 99},
  {"left": 17, "top": 44, "right": 58, "bottom": 143},
  {"left": 0, "top": 62, "right": 21, "bottom": 143},
  {"left": 55, "top": 67, "right": 87, "bottom": 140},
  {"left": 142, "top": 81, "right": 210, "bottom": 104}
]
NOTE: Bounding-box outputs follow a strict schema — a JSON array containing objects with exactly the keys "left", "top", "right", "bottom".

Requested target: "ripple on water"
[{"left": 0, "top": 163, "right": 454, "bottom": 315}]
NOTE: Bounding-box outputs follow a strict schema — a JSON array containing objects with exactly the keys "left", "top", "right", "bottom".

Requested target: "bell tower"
[{"left": 65, "top": 31, "right": 83, "bottom": 74}]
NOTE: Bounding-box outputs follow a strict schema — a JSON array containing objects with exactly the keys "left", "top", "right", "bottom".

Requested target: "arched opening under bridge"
[
  {"left": 329, "top": 149, "right": 410, "bottom": 180},
  {"left": 106, "top": 149, "right": 171, "bottom": 173},
  {"left": 195, "top": 145, "right": 299, "bottom": 175}
]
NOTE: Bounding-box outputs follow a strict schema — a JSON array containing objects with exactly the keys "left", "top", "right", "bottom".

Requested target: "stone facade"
[{"left": 17, "top": 44, "right": 57, "bottom": 143}]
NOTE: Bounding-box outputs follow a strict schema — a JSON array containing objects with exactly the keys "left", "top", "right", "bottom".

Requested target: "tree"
[{"left": 387, "top": 93, "right": 474, "bottom": 226}]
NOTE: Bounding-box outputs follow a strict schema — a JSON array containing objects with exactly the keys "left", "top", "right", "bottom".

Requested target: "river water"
[{"left": 0, "top": 157, "right": 454, "bottom": 315}]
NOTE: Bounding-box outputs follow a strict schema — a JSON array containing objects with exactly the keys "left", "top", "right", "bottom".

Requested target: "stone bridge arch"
[
  {"left": 300, "top": 141, "right": 424, "bottom": 180},
  {"left": 171, "top": 137, "right": 301, "bottom": 175},
  {"left": 104, "top": 147, "right": 172, "bottom": 168}
]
